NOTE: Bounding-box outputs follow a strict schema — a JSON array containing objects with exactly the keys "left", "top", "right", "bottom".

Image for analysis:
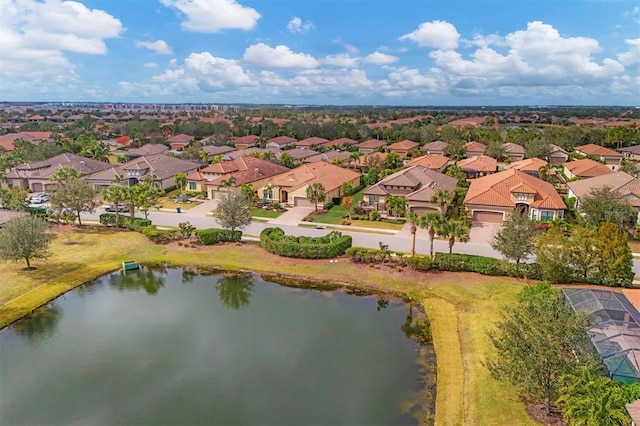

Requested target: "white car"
[{"left": 29, "top": 193, "right": 50, "bottom": 204}]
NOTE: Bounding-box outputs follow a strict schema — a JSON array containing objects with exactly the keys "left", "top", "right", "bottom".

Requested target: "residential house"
[
  {"left": 0, "top": 131, "right": 54, "bottom": 152},
  {"left": 124, "top": 143, "right": 169, "bottom": 160},
  {"left": 203, "top": 157, "right": 289, "bottom": 200},
  {"left": 167, "top": 134, "right": 194, "bottom": 152},
  {"left": 463, "top": 141, "right": 487, "bottom": 158},
  {"left": 618, "top": 145, "right": 640, "bottom": 160},
  {"left": 232, "top": 135, "right": 259, "bottom": 150},
  {"left": 464, "top": 169, "right": 566, "bottom": 223},
  {"left": 256, "top": 161, "right": 360, "bottom": 207},
  {"left": 226, "top": 147, "right": 280, "bottom": 161},
  {"left": 548, "top": 144, "right": 570, "bottom": 164},
  {"left": 563, "top": 158, "right": 614, "bottom": 180},
  {"left": 509, "top": 158, "right": 550, "bottom": 178},
  {"left": 457, "top": 155, "right": 497, "bottom": 179},
  {"left": 266, "top": 136, "right": 297, "bottom": 149},
  {"left": 296, "top": 137, "right": 328, "bottom": 149},
  {"left": 502, "top": 143, "right": 526, "bottom": 162},
  {"left": 280, "top": 148, "right": 319, "bottom": 163},
  {"left": 302, "top": 150, "right": 351, "bottom": 165},
  {"left": 201, "top": 145, "right": 235, "bottom": 162},
  {"left": 320, "top": 137, "right": 358, "bottom": 149},
  {"left": 357, "top": 139, "right": 387, "bottom": 154},
  {"left": 405, "top": 154, "right": 450, "bottom": 173},
  {"left": 567, "top": 172, "right": 640, "bottom": 223},
  {"left": 363, "top": 166, "right": 457, "bottom": 215},
  {"left": 387, "top": 139, "right": 419, "bottom": 157},
  {"left": 352, "top": 152, "right": 388, "bottom": 171},
  {"left": 5, "top": 153, "right": 113, "bottom": 192},
  {"left": 0, "top": 210, "right": 29, "bottom": 227},
  {"left": 86, "top": 154, "right": 200, "bottom": 191},
  {"left": 574, "top": 143, "right": 623, "bottom": 170},
  {"left": 424, "top": 141, "right": 448, "bottom": 155}
]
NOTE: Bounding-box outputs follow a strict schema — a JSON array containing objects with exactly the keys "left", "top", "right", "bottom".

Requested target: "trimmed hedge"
[
  {"left": 140, "top": 226, "right": 181, "bottom": 244},
  {"left": 195, "top": 228, "right": 242, "bottom": 245},
  {"left": 99, "top": 213, "right": 152, "bottom": 231},
  {"left": 345, "top": 247, "right": 383, "bottom": 263},
  {"left": 402, "top": 256, "right": 433, "bottom": 271},
  {"left": 432, "top": 253, "right": 543, "bottom": 280},
  {"left": 261, "top": 227, "right": 352, "bottom": 259}
]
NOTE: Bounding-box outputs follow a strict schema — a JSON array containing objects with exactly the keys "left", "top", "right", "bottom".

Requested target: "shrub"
[
  {"left": 323, "top": 201, "right": 334, "bottom": 210},
  {"left": 431, "top": 253, "right": 542, "bottom": 280},
  {"left": 369, "top": 210, "right": 381, "bottom": 221},
  {"left": 340, "top": 219, "right": 352, "bottom": 226},
  {"left": 99, "top": 214, "right": 151, "bottom": 231},
  {"left": 140, "top": 226, "right": 180, "bottom": 244},
  {"left": 345, "top": 247, "right": 383, "bottom": 263},
  {"left": 260, "top": 227, "right": 352, "bottom": 259},
  {"left": 403, "top": 256, "right": 433, "bottom": 271},
  {"left": 195, "top": 228, "right": 242, "bottom": 245}
]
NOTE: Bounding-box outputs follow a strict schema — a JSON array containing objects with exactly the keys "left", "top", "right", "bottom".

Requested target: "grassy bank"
[{"left": 0, "top": 227, "right": 536, "bottom": 426}]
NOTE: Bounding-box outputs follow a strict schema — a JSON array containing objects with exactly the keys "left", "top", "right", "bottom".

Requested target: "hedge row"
[
  {"left": 345, "top": 247, "right": 385, "bottom": 263},
  {"left": 432, "top": 253, "right": 543, "bottom": 279},
  {"left": 141, "top": 226, "right": 181, "bottom": 244},
  {"left": 260, "top": 227, "right": 352, "bottom": 259},
  {"left": 195, "top": 228, "right": 242, "bottom": 245},
  {"left": 99, "top": 213, "right": 152, "bottom": 231}
]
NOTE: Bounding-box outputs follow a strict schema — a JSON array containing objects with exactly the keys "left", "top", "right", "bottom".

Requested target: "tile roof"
[
  {"left": 567, "top": 172, "right": 640, "bottom": 207},
  {"left": 388, "top": 139, "right": 419, "bottom": 151},
  {"left": 458, "top": 155, "right": 497, "bottom": 172},
  {"left": 296, "top": 137, "right": 329, "bottom": 147},
  {"left": 126, "top": 143, "right": 169, "bottom": 156},
  {"left": 232, "top": 135, "right": 259, "bottom": 146},
  {"left": 575, "top": 143, "right": 623, "bottom": 158},
  {"left": 268, "top": 161, "right": 360, "bottom": 192},
  {"left": 267, "top": 135, "right": 298, "bottom": 146},
  {"left": 0, "top": 210, "right": 29, "bottom": 226},
  {"left": 201, "top": 145, "right": 235, "bottom": 155},
  {"left": 424, "top": 141, "right": 448, "bottom": 152},
  {"left": 564, "top": 158, "right": 614, "bottom": 178},
  {"left": 167, "top": 133, "right": 194, "bottom": 143},
  {"left": 206, "top": 157, "right": 290, "bottom": 187},
  {"left": 364, "top": 165, "right": 457, "bottom": 199},
  {"left": 88, "top": 154, "right": 199, "bottom": 181},
  {"left": 303, "top": 150, "right": 351, "bottom": 164},
  {"left": 405, "top": 153, "right": 450, "bottom": 170},
  {"left": 14, "top": 153, "right": 112, "bottom": 178},
  {"left": 464, "top": 168, "right": 566, "bottom": 210},
  {"left": 322, "top": 137, "right": 357, "bottom": 148},
  {"left": 509, "top": 157, "right": 549, "bottom": 172},
  {"left": 463, "top": 141, "right": 487, "bottom": 154},
  {"left": 502, "top": 142, "right": 525, "bottom": 155},
  {"left": 358, "top": 139, "right": 387, "bottom": 149}
]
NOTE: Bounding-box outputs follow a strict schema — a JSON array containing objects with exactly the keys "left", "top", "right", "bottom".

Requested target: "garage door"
[
  {"left": 409, "top": 206, "right": 437, "bottom": 215},
  {"left": 472, "top": 211, "right": 504, "bottom": 223},
  {"left": 32, "top": 183, "right": 43, "bottom": 192},
  {"left": 293, "top": 197, "right": 314, "bottom": 207}
]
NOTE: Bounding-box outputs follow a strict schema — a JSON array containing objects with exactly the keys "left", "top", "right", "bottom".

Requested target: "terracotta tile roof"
[
  {"left": 201, "top": 145, "right": 235, "bottom": 156},
  {"left": 446, "top": 116, "right": 489, "bottom": 128},
  {"left": 509, "top": 158, "right": 549, "bottom": 172},
  {"left": 88, "top": 154, "right": 199, "bottom": 181},
  {"left": 458, "top": 155, "right": 497, "bottom": 172},
  {"left": 296, "top": 137, "right": 328, "bottom": 147},
  {"left": 464, "top": 169, "right": 566, "bottom": 210},
  {"left": 14, "top": 153, "right": 112, "bottom": 178},
  {"left": 358, "top": 139, "right": 387, "bottom": 149},
  {"left": 232, "top": 135, "right": 259, "bottom": 147},
  {"left": 126, "top": 143, "right": 169, "bottom": 157},
  {"left": 364, "top": 166, "right": 457, "bottom": 199},
  {"left": 564, "top": 159, "right": 613, "bottom": 178},
  {"left": 268, "top": 161, "right": 360, "bottom": 192},
  {"left": 322, "top": 137, "right": 357, "bottom": 148},
  {"left": 303, "top": 150, "right": 351, "bottom": 163},
  {"left": 463, "top": 141, "right": 487, "bottom": 154},
  {"left": 226, "top": 147, "right": 280, "bottom": 160},
  {"left": 405, "top": 153, "right": 450, "bottom": 170},
  {"left": 206, "top": 157, "right": 290, "bottom": 187},
  {"left": 575, "top": 143, "right": 623, "bottom": 158},
  {"left": 548, "top": 144, "right": 569, "bottom": 155},
  {"left": 424, "top": 141, "right": 447, "bottom": 152},
  {"left": 282, "top": 148, "right": 319, "bottom": 161},
  {"left": 267, "top": 135, "right": 297, "bottom": 146},
  {"left": 502, "top": 142, "right": 525, "bottom": 155},
  {"left": 388, "top": 139, "right": 419, "bottom": 151},
  {"left": 167, "top": 133, "right": 194, "bottom": 144},
  {"left": 567, "top": 172, "right": 640, "bottom": 207}
]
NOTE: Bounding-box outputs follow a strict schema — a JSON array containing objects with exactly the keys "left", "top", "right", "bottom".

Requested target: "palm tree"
[
  {"left": 386, "top": 195, "right": 406, "bottom": 219},
  {"left": 306, "top": 182, "right": 326, "bottom": 212},
  {"left": 102, "top": 182, "right": 126, "bottom": 227},
  {"left": 220, "top": 176, "right": 236, "bottom": 188},
  {"left": 261, "top": 151, "right": 276, "bottom": 162},
  {"left": 407, "top": 212, "right": 420, "bottom": 256},
  {"left": 348, "top": 151, "right": 361, "bottom": 170},
  {"left": 430, "top": 189, "right": 452, "bottom": 216},
  {"left": 420, "top": 212, "right": 443, "bottom": 258},
  {"left": 437, "top": 219, "right": 470, "bottom": 254},
  {"left": 174, "top": 172, "right": 187, "bottom": 194}
]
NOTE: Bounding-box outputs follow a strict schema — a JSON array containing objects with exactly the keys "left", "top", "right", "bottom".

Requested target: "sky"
[{"left": 0, "top": 0, "right": 639, "bottom": 106}]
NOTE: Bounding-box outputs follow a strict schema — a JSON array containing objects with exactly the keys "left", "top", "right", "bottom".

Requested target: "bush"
[
  {"left": 195, "top": 228, "right": 242, "bottom": 245},
  {"left": 323, "top": 201, "right": 334, "bottom": 210},
  {"left": 402, "top": 256, "right": 433, "bottom": 271},
  {"left": 369, "top": 210, "right": 381, "bottom": 221},
  {"left": 140, "top": 226, "right": 180, "bottom": 244},
  {"left": 432, "top": 253, "right": 542, "bottom": 280},
  {"left": 345, "top": 247, "right": 384, "bottom": 263},
  {"left": 99, "top": 213, "right": 151, "bottom": 231},
  {"left": 260, "top": 227, "right": 352, "bottom": 259}
]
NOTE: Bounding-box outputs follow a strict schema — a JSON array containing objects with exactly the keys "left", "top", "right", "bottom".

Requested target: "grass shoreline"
[{"left": 0, "top": 227, "right": 536, "bottom": 426}]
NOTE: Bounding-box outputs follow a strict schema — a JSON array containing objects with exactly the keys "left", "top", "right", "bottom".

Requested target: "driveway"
[
  {"left": 469, "top": 221, "right": 501, "bottom": 244},
  {"left": 268, "top": 207, "right": 314, "bottom": 226},
  {"left": 178, "top": 199, "right": 219, "bottom": 217}
]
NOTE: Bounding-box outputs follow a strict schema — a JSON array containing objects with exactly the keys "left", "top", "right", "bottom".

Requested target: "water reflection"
[
  {"left": 377, "top": 296, "right": 389, "bottom": 311},
  {"left": 402, "top": 303, "right": 433, "bottom": 346},
  {"left": 11, "top": 304, "right": 62, "bottom": 341},
  {"left": 181, "top": 269, "right": 197, "bottom": 284},
  {"left": 215, "top": 273, "right": 255, "bottom": 310},
  {"left": 109, "top": 267, "right": 166, "bottom": 295}
]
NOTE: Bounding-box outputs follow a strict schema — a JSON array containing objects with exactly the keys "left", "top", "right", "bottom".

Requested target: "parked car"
[
  {"left": 29, "top": 193, "right": 50, "bottom": 204},
  {"left": 105, "top": 203, "right": 130, "bottom": 213}
]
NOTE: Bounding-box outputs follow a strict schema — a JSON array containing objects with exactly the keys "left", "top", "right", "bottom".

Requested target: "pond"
[{"left": 0, "top": 266, "right": 435, "bottom": 425}]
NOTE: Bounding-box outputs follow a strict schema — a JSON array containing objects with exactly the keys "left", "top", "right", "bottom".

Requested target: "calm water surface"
[{"left": 0, "top": 267, "right": 433, "bottom": 425}]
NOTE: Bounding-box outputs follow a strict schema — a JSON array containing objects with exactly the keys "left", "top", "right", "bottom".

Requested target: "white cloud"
[
  {"left": 322, "top": 53, "right": 358, "bottom": 68},
  {"left": 363, "top": 51, "right": 398, "bottom": 65},
  {"left": 287, "top": 16, "right": 314, "bottom": 33},
  {"left": 399, "top": 20, "right": 460, "bottom": 49},
  {"left": 623, "top": 6, "right": 640, "bottom": 17},
  {"left": 0, "top": 0, "right": 123, "bottom": 99},
  {"left": 243, "top": 43, "right": 319, "bottom": 69},
  {"left": 618, "top": 38, "right": 640, "bottom": 66},
  {"left": 160, "top": 0, "right": 260, "bottom": 32},
  {"left": 136, "top": 40, "right": 173, "bottom": 55},
  {"left": 143, "top": 62, "right": 158, "bottom": 68}
]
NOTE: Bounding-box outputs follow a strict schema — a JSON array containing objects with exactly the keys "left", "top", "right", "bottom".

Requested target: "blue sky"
[{"left": 0, "top": 0, "right": 638, "bottom": 105}]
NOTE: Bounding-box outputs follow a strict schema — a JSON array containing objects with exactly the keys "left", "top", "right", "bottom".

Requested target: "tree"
[
  {"left": 437, "top": 219, "right": 470, "bottom": 254},
  {"left": 579, "top": 186, "right": 637, "bottom": 230},
  {"left": 101, "top": 181, "right": 126, "bottom": 227},
  {"left": 341, "top": 196, "right": 353, "bottom": 219},
  {"left": 50, "top": 166, "right": 79, "bottom": 187},
  {"left": 557, "top": 366, "right": 630, "bottom": 426},
  {"left": 135, "top": 181, "right": 160, "bottom": 220},
  {"left": 487, "top": 282, "right": 597, "bottom": 416},
  {"left": 279, "top": 152, "right": 297, "bottom": 169},
  {"left": 407, "top": 212, "right": 420, "bottom": 256},
  {"left": 220, "top": 176, "right": 236, "bottom": 188},
  {"left": 174, "top": 172, "right": 187, "bottom": 194},
  {"left": 385, "top": 151, "right": 403, "bottom": 170},
  {"left": 430, "top": 189, "right": 452, "bottom": 216},
  {"left": 594, "top": 221, "right": 634, "bottom": 287},
  {"left": 420, "top": 212, "right": 443, "bottom": 258},
  {"left": 49, "top": 176, "right": 99, "bottom": 225},
  {"left": 490, "top": 210, "right": 537, "bottom": 264},
  {"left": 348, "top": 151, "right": 361, "bottom": 169},
  {"left": 213, "top": 191, "right": 252, "bottom": 232},
  {"left": 620, "top": 159, "right": 640, "bottom": 178},
  {"left": 306, "top": 182, "right": 326, "bottom": 212},
  {"left": 240, "top": 183, "right": 256, "bottom": 202},
  {"left": 0, "top": 187, "right": 28, "bottom": 210},
  {"left": 386, "top": 195, "right": 406, "bottom": 219},
  {"left": 0, "top": 216, "right": 53, "bottom": 268}
]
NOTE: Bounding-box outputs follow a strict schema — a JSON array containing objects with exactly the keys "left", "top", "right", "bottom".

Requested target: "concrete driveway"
[
  {"left": 268, "top": 207, "right": 314, "bottom": 226},
  {"left": 469, "top": 221, "right": 501, "bottom": 244}
]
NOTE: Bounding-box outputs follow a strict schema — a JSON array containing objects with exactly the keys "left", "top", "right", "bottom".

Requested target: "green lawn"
[{"left": 251, "top": 208, "right": 283, "bottom": 219}]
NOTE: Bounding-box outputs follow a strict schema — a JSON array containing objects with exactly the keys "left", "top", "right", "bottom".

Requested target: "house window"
[
  {"left": 516, "top": 193, "right": 528, "bottom": 201},
  {"left": 263, "top": 187, "right": 273, "bottom": 201},
  {"left": 189, "top": 182, "right": 197, "bottom": 190},
  {"left": 540, "top": 210, "right": 555, "bottom": 222},
  {"left": 530, "top": 209, "right": 538, "bottom": 220},
  {"left": 369, "top": 196, "right": 379, "bottom": 204}
]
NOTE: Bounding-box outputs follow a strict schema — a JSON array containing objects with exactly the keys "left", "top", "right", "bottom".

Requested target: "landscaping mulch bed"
[{"left": 526, "top": 404, "right": 565, "bottom": 426}]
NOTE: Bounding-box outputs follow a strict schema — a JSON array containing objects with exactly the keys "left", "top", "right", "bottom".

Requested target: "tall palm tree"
[
  {"left": 430, "top": 189, "right": 452, "bottom": 216},
  {"left": 437, "top": 219, "right": 470, "bottom": 254},
  {"left": 407, "top": 212, "right": 420, "bottom": 256},
  {"left": 420, "top": 212, "right": 443, "bottom": 258},
  {"left": 220, "top": 176, "right": 236, "bottom": 188},
  {"left": 102, "top": 182, "right": 126, "bottom": 227},
  {"left": 348, "top": 151, "right": 361, "bottom": 170}
]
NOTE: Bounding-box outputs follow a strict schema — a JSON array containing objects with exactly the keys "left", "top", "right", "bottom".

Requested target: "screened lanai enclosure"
[{"left": 563, "top": 288, "right": 640, "bottom": 383}]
